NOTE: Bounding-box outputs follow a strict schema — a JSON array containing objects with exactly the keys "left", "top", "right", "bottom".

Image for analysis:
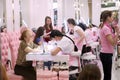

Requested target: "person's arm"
[
  {"left": 76, "top": 29, "right": 85, "bottom": 44},
  {"left": 106, "top": 34, "right": 118, "bottom": 46},
  {"left": 43, "top": 31, "right": 51, "bottom": 38},
  {"left": 24, "top": 46, "right": 39, "bottom": 53},
  {"left": 34, "top": 38, "right": 42, "bottom": 46},
  {"left": 38, "top": 41, "right": 42, "bottom": 45},
  {"left": 43, "top": 34, "right": 50, "bottom": 38},
  {"left": 106, "top": 26, "right": 119, "bottom": 46},
  {"left": 51, "top": 47, "right": 61, "bottom": 56}
]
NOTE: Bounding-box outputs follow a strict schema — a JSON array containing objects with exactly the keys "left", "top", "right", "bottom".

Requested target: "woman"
[
  {"left": 33, "top": 26, "right": 52, "bottom": 70},
  {"left": 50, "top": 30, "right": 79, "bottom": 70},
  {"left": 0, "top": 63, "right": 8, "bottom": 80},
  {"left": 34, "top": 27, "right": 44, "bottom": 45},
  {"left": 67, "top": 18, "right": 85, "bottom": 50},
  {"left": 14, "top": 30, "right": 39, "bottom": 80},
  {"left": 43, "top": 16, "right": 53, "bottom": 42},
  {"left": 77, "top": 64, "right": 101, "bottom": 80},
  {"left": 99, "top": 10, "right": 119, "bottom": 80}
]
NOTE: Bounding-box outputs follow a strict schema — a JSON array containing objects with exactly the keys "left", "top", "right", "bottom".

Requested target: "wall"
[
  {"left": 92, "top": 0, "right": 101, "bottom": 26},
  {"left": 0, "top": 0, "right": 3, "bottom": 26},
  {"left": 13, "top": 0, "right": 20, "bottom": 31},
  {"left": 63, "top": 0, "right": 75, "bottom": 21},
  {"left": 21, "top": 0, "right": 31, "bottom": 27},
  {"left": 5, "top": 0, "right": 20, "bottom": 32},
  {"left": 21, "top": 0, "right": 53, "bottom": 29},
  {"left": 30, "top": 0, "right": 52, "bottom": 28},
  {"left": 5, "top": 0, "right": 14, "bottom": 32},
  {"left": 57, "top": 0, "right": 63, "bottom": 27},
  {"left": 4, "top": 0, "right": 91, "bottom": 30},
  {"left": 80, "top": 0, "right": 89, "bottom": 24},
  {"left": 62, "top": 0, "right": 89, "bottom": 25}
]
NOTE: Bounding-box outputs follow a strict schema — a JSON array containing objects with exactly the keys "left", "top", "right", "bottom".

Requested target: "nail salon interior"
[{"left": 1, "top": 0, "right": 120, "bottom": 80}]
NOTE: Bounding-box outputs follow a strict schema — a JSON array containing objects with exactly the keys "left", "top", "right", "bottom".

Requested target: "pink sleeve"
[{"left": 103, "top": 26, "right": 111, "bottom": 36}]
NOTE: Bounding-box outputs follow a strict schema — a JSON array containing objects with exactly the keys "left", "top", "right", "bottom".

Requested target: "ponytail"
[{"left": 99, "top": 22, "right": 104, "bottom": 29}]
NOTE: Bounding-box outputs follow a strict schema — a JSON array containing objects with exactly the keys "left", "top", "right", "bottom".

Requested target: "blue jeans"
[{"left": 44, "top": 61, "right": 52, "bottom": 70}]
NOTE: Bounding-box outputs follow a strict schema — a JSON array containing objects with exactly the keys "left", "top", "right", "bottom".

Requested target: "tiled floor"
[
  {"left": 97, "top": 57, "right": 120, "bottom": 80},
  {"left": 112, "top": 60, "right": 120, "bottom": 80}
]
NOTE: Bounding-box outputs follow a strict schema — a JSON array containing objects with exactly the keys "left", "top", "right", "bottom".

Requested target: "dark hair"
[
  {"left": 44, "top": 16, "right": 53, "bottom": 31},
  {"left": 32, "top": 28, "right": 37, "bottom": 33},
  {"left": 20, "top": 30, "right": 29, "bottom": 40},
  {"left": 50, "top": 30, "right": 64, "bottom": 38},
  {"left": 77, "top": 22, "right": 87, "bottom": 31},
  {"left": 61, "top": 26, "right": 65, "bottom": 34},
  {"left": 78, "top": 64, "right": 101, "bottom": 80},
  {"left": 1, "top": 26, "right": 6, "bottom": 32},
  {"left": 99, "top": 10, "right": 112, "bottom": 28},
  {"left": 67, "top": 18, "right": 76, "bottom": 26},
  {"left": 34, "top": 27, "right": 44, "bottom": 44}
]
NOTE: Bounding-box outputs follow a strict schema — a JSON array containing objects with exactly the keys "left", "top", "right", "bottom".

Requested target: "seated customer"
[
  {"left": 50, "top": 30, "right": 79, "bottom": 70},
  {"left": 77, "top": 64, "right": 101, "bottom": 80},
  {"left": 34, "top": 26, "right": 53, "bottom": 70},
  {"left": 14, "top": 30, "right": 39, "bottom": 80},
  {"left": 34, "top": 27, "right": 44, "bottom": 45}
]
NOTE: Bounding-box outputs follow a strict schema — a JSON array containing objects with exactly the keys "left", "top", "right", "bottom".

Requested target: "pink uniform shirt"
[{"left": 99, "top": 23, "right": 115, "bottom": 53}]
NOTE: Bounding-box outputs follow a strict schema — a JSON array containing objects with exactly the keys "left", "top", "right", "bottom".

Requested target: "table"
[{"left": 26, "top": 52, "right": 69, "bottom": 62}]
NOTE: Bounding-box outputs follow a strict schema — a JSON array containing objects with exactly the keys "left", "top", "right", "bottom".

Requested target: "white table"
[
  {"left": 26, "top": 52, "right": 82, "bottom": 75},
  {"left": 26, "top": 52, "right": 69, "bottom": 62}
]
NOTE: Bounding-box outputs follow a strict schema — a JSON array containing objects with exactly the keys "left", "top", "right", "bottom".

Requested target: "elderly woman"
[{"left": 14, "top": 30, "right": 39, "bottom": 80}]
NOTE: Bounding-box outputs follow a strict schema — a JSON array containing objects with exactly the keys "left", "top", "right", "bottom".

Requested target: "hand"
[
  {"left": 33, "top": 49, "right": 39, "bottom": 52},
  {"left": 43, "top": 35, "right": 50, "bottom": 38},
  {"left": 114, "top": 26, "right": 119, "bottom": 34},
  {"left": 33, "top": 48, "right": 42, "bottom": 52}
]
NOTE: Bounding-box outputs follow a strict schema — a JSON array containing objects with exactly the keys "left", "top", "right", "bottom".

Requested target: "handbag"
[{"left": 81, "top": 37, "right": 92, "bottom": 56}]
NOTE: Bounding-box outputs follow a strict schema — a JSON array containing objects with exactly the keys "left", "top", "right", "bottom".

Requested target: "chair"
[
  {"left": 37, "top": 69, "right": 56, "bottom": 80},
  {"left": 8, "top": 32, "right": 20, "bottom": 68},
  {"left": 80, "top": 52, "right": 97, "bottom": 68},
  {"left": 37, "top": 55, "right": 69, "bottom": 80},
  {"left": 59, "top": 71, "right": 69, "bottom": 80},
  {"left": 1, "top": 33, "right": 10, "bottom": 69},
  {"left": 51, "top": 71, "right": 58, "bottom": 80},
  {"left": 0, "top": 33, "right": 23, "bottom": 80}
]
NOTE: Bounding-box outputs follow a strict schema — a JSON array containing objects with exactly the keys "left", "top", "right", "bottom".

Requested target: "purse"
[{"left": 81, "top": 37, "right": 92, "bottom": 56}]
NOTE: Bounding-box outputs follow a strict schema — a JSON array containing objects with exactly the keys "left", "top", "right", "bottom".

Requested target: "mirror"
[{"left": 53, "top": 0, "right": 58, "bottom": 26}]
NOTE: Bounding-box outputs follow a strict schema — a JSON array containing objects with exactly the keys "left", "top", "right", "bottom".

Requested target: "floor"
[
  {"left": 99, "top": 59, "right": 120, "bottom": 80},
  {"left": 112, "top": 60, "right": 120, "bottom": 80},
  {"left": 98, "top": 50, "right": 120, "bottom": 80}
]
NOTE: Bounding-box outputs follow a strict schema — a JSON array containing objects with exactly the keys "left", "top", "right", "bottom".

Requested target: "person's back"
[{"left": 77, "top": 64, "right": 101, "bottom": 80}]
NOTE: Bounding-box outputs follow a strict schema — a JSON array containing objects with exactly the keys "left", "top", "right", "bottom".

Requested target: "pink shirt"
[{"left": 100, "top": 23, "right": 114, "bottom": 53}]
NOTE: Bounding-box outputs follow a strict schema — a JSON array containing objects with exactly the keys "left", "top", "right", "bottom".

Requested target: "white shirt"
[
  {"left": 74, "top": 26, "right": 85, "bottom": 44},
  {"left": 57, "top": 36, "right": 74, "bottom": 53},
  {"left": 74, "top": 26, "right": 84, "bottom": 37},
  {"left": 57, "top": 36, "right": 78, "bottom": 66}
]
